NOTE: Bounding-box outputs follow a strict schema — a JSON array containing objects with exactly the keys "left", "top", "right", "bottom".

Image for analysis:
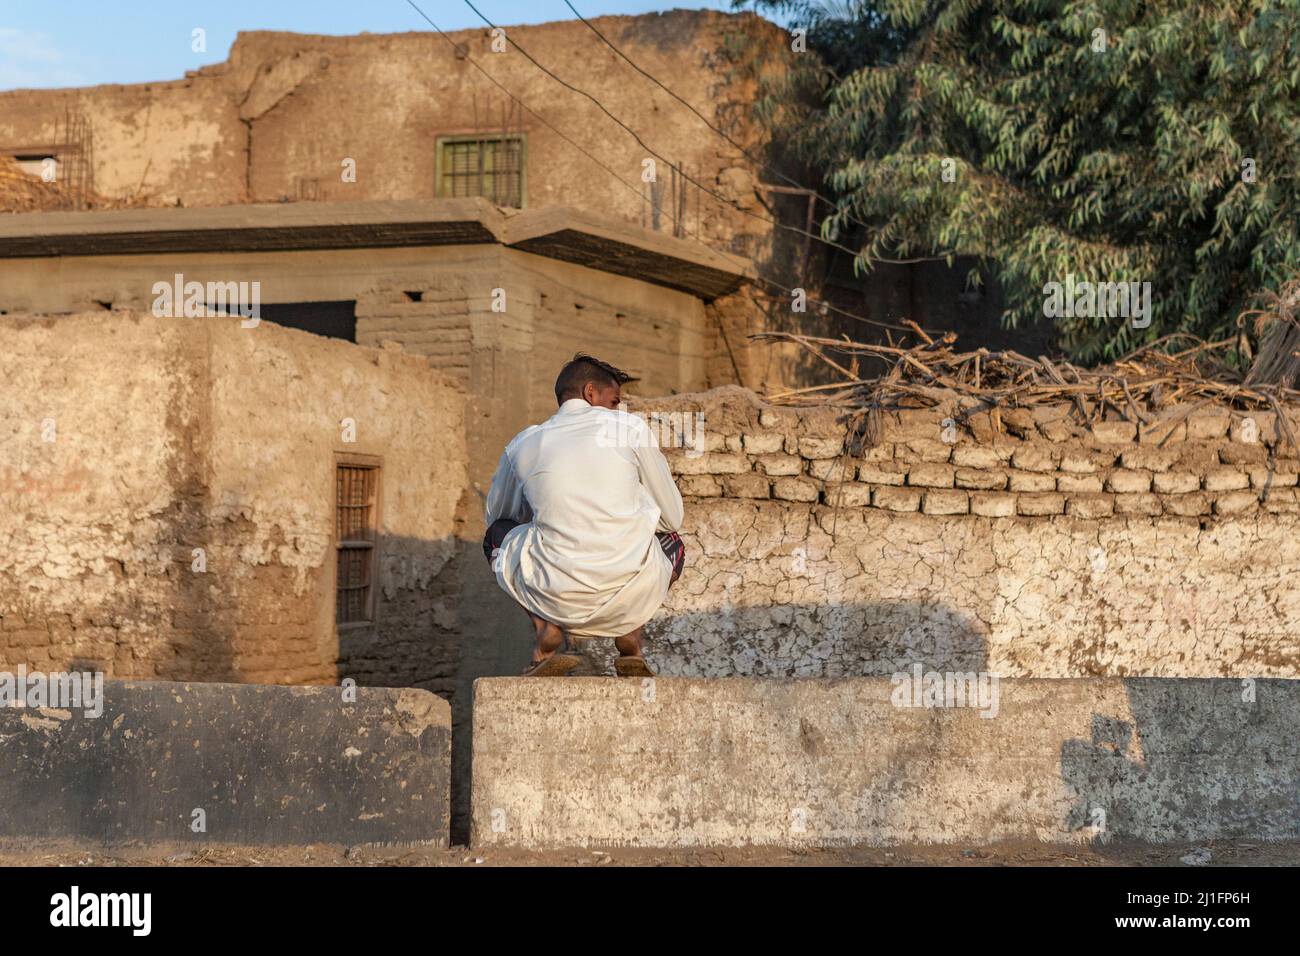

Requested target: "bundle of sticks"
[{"left": 752, "top": 319, "right": 1300, "bottom": 450}]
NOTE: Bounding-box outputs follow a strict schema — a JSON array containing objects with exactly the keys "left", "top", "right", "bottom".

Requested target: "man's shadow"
[
  {"left": 1060, "top": 678, "right": 1300, "bottom": 847},
  {"left": 571, "top": 600, "right": 989, "bottom": 680}
]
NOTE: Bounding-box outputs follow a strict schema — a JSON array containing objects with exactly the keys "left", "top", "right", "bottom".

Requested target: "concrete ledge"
[
  {"left": 0, "top": 680, "right": 450, "bottom": 846},
  {"left": 0, "top": 199, "right": 750, "bottom": 299},
  {"left": 471, "top": 677, "right": 1300, "bottom": 847},
  {"left": 505, "top": 205, "right": 750, "bottom": 299}
]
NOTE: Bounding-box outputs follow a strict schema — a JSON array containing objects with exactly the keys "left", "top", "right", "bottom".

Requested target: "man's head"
[{"left": 554, "top": 353, "right": 638, "bottom": 409}]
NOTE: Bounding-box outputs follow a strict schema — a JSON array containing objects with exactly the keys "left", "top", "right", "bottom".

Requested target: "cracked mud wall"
[
  {"left": 653, "top": 500, "right": 1300, "bottom": 678},
  {"left": 623, "top": 388, "right": 1300, "bottom": 679},
  {"left": 0, "top": 311, "right": 466, "bottom": 688}
]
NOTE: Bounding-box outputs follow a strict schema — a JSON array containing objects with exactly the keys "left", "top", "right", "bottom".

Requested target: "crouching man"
[{"left": 483, "top": 354, "right": 685, "bottom": 677}]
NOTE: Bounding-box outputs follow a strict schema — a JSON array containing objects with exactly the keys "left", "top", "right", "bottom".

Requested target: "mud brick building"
[
  {"left": 0, "top": 197, "right": 744, "bottom": 830},
  {"left": 0, "top": 10, "right": 1039, "bottom": 386},
  {"left": 0, "top": 312, "right": 466, "bottom": 689}
]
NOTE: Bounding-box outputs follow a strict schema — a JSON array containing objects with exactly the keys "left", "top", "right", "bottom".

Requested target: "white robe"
[{"left": 484, "top": 399, "right": 684, "bottom": 638}]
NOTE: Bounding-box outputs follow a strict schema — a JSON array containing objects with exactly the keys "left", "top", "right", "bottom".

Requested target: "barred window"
[
  {"left": 336, "top": 462, "right": 379, "bottom": 625},
  {"left": 436, "top": 136, "right": 525, "bottom": 208}
]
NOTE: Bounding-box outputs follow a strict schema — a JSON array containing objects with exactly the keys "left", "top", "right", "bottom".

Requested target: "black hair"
[{"left": 554, "top": 353, "right": 638, "bottom": 405}]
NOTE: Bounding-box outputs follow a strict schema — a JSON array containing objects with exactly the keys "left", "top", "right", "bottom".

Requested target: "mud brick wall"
[
  {"left": 0, "top": 312, "right": 466, "bottom": 689},
  {"left": 624, "top": 387, "right": 1300, "bottom": 680}
]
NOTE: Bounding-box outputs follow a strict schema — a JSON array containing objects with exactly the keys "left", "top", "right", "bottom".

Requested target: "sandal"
[
  {"left": 614, "top": 656, "right": 656, "bottom": 678},
  {"left": 522, "top": 653, "right": 580, "bottom": 677}
]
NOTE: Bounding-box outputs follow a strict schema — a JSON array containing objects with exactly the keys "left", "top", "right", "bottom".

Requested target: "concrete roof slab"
[
  {"left": 0, "top": 198, "right": 504, "bottom": 257},
  {"left": 0, "top": 199, "right": 750, "bottom": 299},
  {"left": 505, "top": 205, "right": 751, "bottom": 299}
]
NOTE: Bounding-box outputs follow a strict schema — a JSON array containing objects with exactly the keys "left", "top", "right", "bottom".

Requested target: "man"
[{"left": 483, "top": 354, "right": 685, "bottom": 677}]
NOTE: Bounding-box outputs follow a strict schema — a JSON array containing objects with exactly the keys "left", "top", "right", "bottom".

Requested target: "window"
[
  {"left": 336, "top": 461, "right": 380, "bottom": 625},
  {"left": 436, "top": 136, "right": 525, "bottom": 208}
]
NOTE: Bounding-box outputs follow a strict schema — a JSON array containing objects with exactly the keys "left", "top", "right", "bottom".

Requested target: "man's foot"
[
  {"left": 522, "top": 653, "right": 581, "bottom": 677},
  {"left": 614, "top": 655, "right": 656, "bottom": 678}
]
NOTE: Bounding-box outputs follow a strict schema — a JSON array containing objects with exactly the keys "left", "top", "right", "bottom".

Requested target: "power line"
[
  {"left": 561, "top": 1, "right": 837, "bottom": 220},
  {"left": 399, "top": 0, "right": 920, "bottom": 335},
  {"left": 459, "top": 0, "right": 882, "bottom": 265},
  {"left": 563, "top": 0, "right": 953, "bottom": 269},
  {"left": 402, "top": 1, "right": 655, "bottom": 218}
]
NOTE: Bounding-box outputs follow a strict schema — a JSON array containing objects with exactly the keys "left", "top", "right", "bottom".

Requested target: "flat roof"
[{"left": 0, "top": 198, "right": 750, "bottom": 300}]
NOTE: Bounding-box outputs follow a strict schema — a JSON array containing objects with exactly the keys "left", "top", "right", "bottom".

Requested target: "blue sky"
[{"left": 0, "top": 0, "right": 753, "bottom": 90}]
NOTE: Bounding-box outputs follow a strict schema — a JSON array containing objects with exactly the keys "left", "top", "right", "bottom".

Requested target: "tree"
[{"left": 744, "top": 0, "right": 1300, "bottom": 362}]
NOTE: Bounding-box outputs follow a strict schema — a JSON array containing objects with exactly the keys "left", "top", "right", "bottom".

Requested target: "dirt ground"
[{"left": 1, "top": 838, "right": 1296, "bottom": 867}]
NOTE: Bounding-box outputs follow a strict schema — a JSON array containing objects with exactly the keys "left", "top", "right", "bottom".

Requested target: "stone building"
[
  {"left": 0, "top": 11, "right": 793, "bottom": 373},
  {"left": 0, "top": 11, "right": 779, "bottom": 241}
]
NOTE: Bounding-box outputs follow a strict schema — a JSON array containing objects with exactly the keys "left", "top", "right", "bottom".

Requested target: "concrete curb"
[
  {"left": 471, "top": 676, "right": 1300, "bottom": 847},
  {"left": 0, "top": 680, "right": 450, "bottom": 847}
]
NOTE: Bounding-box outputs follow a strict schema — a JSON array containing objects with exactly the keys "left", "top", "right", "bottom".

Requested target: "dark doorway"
[{"left": 257, "top": 301, "right": 357, "bottom": 342}]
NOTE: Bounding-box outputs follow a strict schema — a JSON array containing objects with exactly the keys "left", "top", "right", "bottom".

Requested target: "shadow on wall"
[
  {"left": 334, "top": 530, "right": 511, "bottom": 848},
  {"left": 1061, "top": 678, "right": 1300, "bottom": 847},
  {"left": 336, "top": 534, "right": 462, "bottom": 699},
  {"left": 628, "top": 601, "right": 989, "bottom": 679},
  {"left": 572, "top": 611, "right": 1299, "bottom": 844}
]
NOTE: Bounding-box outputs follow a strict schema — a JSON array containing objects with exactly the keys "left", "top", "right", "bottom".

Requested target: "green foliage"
[{"left": 743, "top": 0, "right": 1300, "bottom": 361}]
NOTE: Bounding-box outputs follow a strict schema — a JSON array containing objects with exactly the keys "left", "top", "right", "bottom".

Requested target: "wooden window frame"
[
  {"left": 434, "top": 133, "right": 528, "bottom": 209},
  {"left": 334, "top": 453, "right": 382, "bottom": 629}
]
